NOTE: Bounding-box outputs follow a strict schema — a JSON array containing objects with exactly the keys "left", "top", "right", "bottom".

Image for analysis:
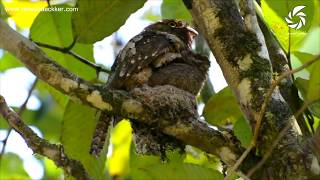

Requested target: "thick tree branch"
[
  {"left": 0, "top": 19, "right": 244, "bottom": 166},
  {"left": 0, "top": 95, "right": 91, "bottom": 180},
  {"left": 257, "top": 12, "right": 313, "bottom": 137},
  {"left": 247, "top": 100, "right": 316, "bottom": 177},
  {"left": 183, "top": 0, "right": 320, "bottom": 178}
]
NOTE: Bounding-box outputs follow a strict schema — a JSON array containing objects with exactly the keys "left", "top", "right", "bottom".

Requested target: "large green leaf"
[
  {"left": 130, "top": 151, "right": 223, "bottom": 180},
  {"left": 30, "top": 5, "right": 73, "bottom": 47},
  {"left": 161, "top": 0, "right": 192, "bottom": 22},
  {"left": 203, "top": 87, "right": 243, "bottom": 126},
  {"left": 72, "top": 0, "right": 146, "bottom": 43},
  {"left": 261, "top": 0, "right": 315, "bottom": 51},
  {"left": 30, "top": 5, "right": 96, "bottom": 80},
  {"left": 61, "top": 101, "right": 107, "bottom": 179}
]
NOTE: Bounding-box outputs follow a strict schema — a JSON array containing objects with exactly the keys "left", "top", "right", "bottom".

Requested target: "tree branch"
[
  {"left": 0, "top": 78, "right": 38, "bottom": 163},
  {"left": 183, "top": 0, "right": 320, "bottom": 178},
  {"left": 0, "top": 18, "right": 244, "bottom": 167},
  {"left": 247, "top": 100, "right": 315, "bottom": 177},
  {"left": 257, "top": 8, "right": 313, "bottom": 137},
  {"left": 0, "top": 95, "right": 91, "bottom": 180}
]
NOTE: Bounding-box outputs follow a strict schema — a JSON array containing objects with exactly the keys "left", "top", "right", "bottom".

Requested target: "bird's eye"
[{"left": 168, "top": 21, "right": 177, "bottom": 27}]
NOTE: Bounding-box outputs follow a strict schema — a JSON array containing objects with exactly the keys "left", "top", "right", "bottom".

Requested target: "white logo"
[{"left": 285, "top": 5, "right": 307, "bottom": 29}]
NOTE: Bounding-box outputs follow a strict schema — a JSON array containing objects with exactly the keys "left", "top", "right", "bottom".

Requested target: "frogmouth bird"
[{"left": 90, "top": 19, "right": 210, "bottom": 156}]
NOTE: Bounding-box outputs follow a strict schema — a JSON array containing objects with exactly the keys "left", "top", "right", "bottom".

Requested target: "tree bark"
[{"left": 183, "top": 0, "right": 320, "bottom": 178}]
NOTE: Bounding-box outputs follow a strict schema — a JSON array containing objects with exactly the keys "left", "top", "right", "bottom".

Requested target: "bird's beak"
[{"left": 187, "top": 26, "right": 198, "bottom": 40}]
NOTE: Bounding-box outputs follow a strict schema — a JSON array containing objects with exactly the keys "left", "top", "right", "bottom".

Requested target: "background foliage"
[{"left": 0, "top": 0, "right": 319, "bottom": 179}]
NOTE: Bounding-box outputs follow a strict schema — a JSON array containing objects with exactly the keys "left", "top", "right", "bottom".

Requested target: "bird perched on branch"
[{"left": 90, "top": 19, "right": 210, "bottom": 156}]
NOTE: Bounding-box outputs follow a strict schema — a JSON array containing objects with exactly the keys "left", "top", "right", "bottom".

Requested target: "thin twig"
[
  {"left": 246, "top": 101, "right": 313, "bottom": 177},
  {"left": 34, "top": 41, "right": 111, "bottom": 74},
  {"left": 0, "top": 95, "right": 91, "bottom": 180},
  {"left": 0, "top": 78, "right": 38, "bottom": 162},
  {"left": 230, "top": 54, "right": 320, "bottom": 174}
]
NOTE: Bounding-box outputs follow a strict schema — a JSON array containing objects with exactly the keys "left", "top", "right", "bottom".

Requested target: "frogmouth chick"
[{"left": 90, "top": 19, "right": 210, "bottom": 156}]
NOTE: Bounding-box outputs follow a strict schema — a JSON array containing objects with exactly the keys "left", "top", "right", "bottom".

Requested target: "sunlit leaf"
[
  {"left": 203, "top": 87, "right": 243, "bottom": 126},
  {"left": 233, "top": 117, "right": 252, "bottom": 148},
  {"left": 43, "top": 158, "right": 63, "bottom": 180},
  {"left": 108, "top": 120, "right": 132, "bottom": 177},
  {"left": 3, "top": 0, "right": 47, "bottom": 28},
  {"left": 72, "top": 0, "right": 146, "bottom": 43},
  {"left": 299, "top": 27, "right": 320, "bottom": 55},
  {"left": 30, "top": 5, "right": 96, "bottom": 80},
  {"left": 161, "top": 0, "right": 192, "bottom": 22},
  {"left": 261, "top": 0, "right": 315, "bottom": 51},
  {"left": 61, "top": 101, "right": 107, "bottom": 179},
  {"left": 184, "top": 146, "right": 221, "bottom": 170}
]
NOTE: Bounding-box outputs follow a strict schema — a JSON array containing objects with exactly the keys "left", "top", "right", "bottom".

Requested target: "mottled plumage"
[{"left": 90, "top": 19, "right": 210, "bottom": 156}]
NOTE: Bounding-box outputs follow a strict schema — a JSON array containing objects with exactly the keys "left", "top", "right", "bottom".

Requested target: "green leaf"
[
  {"left": 203, "top": 87, "right": 243, "bottom": 126},
  {"left": 295, "top": 78, "right": 309, "bottom": 98},
  {"left": 184, "top": 146, "right": 221, "bottom": 170},
  {"left": 108, "top": 120, "right": 132, "bottom": 177},
  {"left": 130, "top": 152, "right": 223, "bottom": 180},
  {"left": 43, "top": 158, "right": 63, "bottom": 180},
  {"left": 233, "top": 117, "right": 252, "bottom": 148},
  {"left": 0, "top": 1, "right": 8, "bottom": 18},
  {"left": 61, "top": 101, "right": 107, "bottom": 179},
  {"left": 295, "top": 78, "right": 320, "bottom": 118},
  {"left": 308, "top": 60, "right": 320, "bottom": 102},
  {"left": 161, "top": 0, "right": 192, "bottom": 22},
  {"left": 0, "top": 153, "right": 30, "bottom": 179},
  {"left": 299, "top": 27, "right": 320, "bottom": 55},
  {"left": 72, "top": 0, "right": 146, "bottom": 43},
  {"left": 261, "top": 0, "right": 315, "bottom": 51},
  {"left": 30, "top": 5, "right": 73, "bottom": 47},
  {"left": 292, "top": 51, "right": 316, "bottom": 72},
  {"left": 30, "top": 5, "right": 96, "bottom": 80},
  {"left": 0, "top": 51, "right": 23, "bottom": 71}
]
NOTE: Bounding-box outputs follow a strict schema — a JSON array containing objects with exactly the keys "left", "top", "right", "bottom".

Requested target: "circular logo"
[{"left": 285, "top": 5, "right": 307, "bottom": 30}]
